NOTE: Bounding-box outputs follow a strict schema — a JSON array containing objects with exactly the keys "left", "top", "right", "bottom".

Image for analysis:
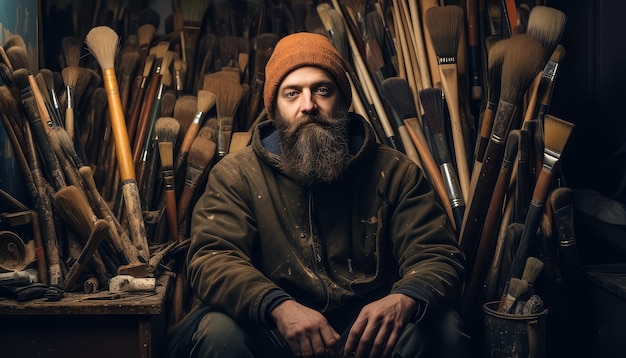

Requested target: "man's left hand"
[{"left": 343, "top": 293, "right": 417, "bottom": 358}]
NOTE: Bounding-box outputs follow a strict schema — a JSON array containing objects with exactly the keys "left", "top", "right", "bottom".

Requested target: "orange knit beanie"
[{"left": 263, "top": 32, "right": 352, "bottom": 117}]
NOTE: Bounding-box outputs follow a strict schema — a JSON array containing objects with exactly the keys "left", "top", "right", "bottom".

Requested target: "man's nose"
[{"left": 301, "top": 90, "right": 317, "bottom": 113}]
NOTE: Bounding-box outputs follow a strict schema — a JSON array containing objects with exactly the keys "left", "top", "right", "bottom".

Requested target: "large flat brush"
[
  {"left": 155, "top": 117, "right": 181, "bottom": 242},
  {"left": 425, "top": 5, "right": 471, "bottom": 203},
  {"left": 459, "top": 34, "right": 546, "bottom": 259},
  {"left": 505, "top": 114, "right": 574, "bottom": 281},
  {"left": 85, "top": 26, "right": 150, "bottom": 263}
]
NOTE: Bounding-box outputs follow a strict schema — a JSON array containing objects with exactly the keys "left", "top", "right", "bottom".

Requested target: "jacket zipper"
[{"left": 307, "top": 188, "right": 330, "bottom": 311}]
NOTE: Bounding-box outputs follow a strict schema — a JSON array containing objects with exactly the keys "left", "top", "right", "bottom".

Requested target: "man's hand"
[
  {"left": 271, "top": 300, "right": 341, "bottom": 357},
  {"left": 344, "top": 294, "right": 417, "bottom": 357}
]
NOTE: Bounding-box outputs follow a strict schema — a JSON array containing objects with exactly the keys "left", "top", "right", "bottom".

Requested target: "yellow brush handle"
[{"left": 102, "top": 68, "right": 135, "bottom": 181}]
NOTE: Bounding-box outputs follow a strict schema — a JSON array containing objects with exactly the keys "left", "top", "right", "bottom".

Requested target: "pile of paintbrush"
[{"left": 1, "top": 0, "right": 585, "bottom": 333}]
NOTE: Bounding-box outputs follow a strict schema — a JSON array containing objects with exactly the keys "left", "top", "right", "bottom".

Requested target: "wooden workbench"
[{"left": 0, "top": 274, "right": 172, "bottom": 358}]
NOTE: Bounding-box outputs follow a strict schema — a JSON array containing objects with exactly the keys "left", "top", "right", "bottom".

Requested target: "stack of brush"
[{"left": 0, "top": 0, "right": 582, "bottom": 333}]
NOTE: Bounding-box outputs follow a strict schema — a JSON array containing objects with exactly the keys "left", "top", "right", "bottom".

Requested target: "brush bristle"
[
  {"left": 156, "top": 117, "right": 181, "bottom": 168},
  {"left": 137, "top": 24, "right": 157, "bottom": 49},
  {"left": 4, "top": 34, "right": 26, "bottom": 51},
  {"left": 197, "top": 90, "right": 217, "bottom": 113},
  {"left": 6, "top": 46, "right": 31, "bottom": 72},
  {"left": 178, "top": 0, "right": 210, "bottom": 25},
  {"left": 34, "top": 73, "right": 51, "bottom": 103},
  {"left": 150, "top": 41, "right": 171, "bottom": 61},
  {"left": 507, "top": 277, "right": 529, "bottom": 298},
  {"left": 62, "top": 36, "right": 82, "bottom": 68},
  {"left": 11, "top": 68, "right": 32, "bottom": 93},
  {"left": 419, "top": 87, "right": 446, "bottom": 135},
  {"left": 504, "top": 130, "right": 520, "bottom": 163},
  {"left": 119, "top": 51, "right": 140, "bottom": 79},
  {"left": 549, "top": 44, "right": 566, "bottom": 65},
  {"left": 138, "top": 7, "right": 161, "bottom": 29},
  {"left": 198, "top": 118, "right": 217, "bottom": 142},
  {"left": 52, "top": 126, "right": 82, "bottom": 167},
  {"left": 186, "top": 136, "right": 216, "bottom": 182},
  {"left": 381, "top": 77, "right": 416, "bottom": 120},
  {"left": 543, "top": 114, "right": 574, "bottom": 156},
  {"left": 0, "top": 85, "right": 19, "bottom": 116},
  {"left": 161, "top": 91, "right": 177, "bottom": 117},
  {"left": 53, "top": 185, "right": 95, "bottom": 239},
  {"left": 174, "top": 95, "right": 199, "bottom": 145},
  {"left": 522, "top": 256, "right": 544, "bottom": 284},
  {"left": 549, "top": 186, "right": 573, "bottom": 216},
  {"left": 499, "top": 34, "right": 546, "bottom": 103},
  {"left": 425, "top": 5, "right": 465, "bottom": 59},
  {"left": 487, "top": 39, "right": 507, "bottom": 102},
  {"left": 85, "top": 26, "right": 120, "bottom": 70},
  {"left": 526, "top": 6, "right": 567, "bottom": 57},
  {"left": 212, "top": 80, "right": 245, "bottom": 119}
]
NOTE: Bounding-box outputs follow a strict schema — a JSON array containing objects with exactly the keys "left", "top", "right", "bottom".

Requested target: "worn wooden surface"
[{"left": 0, "top": 274, "right": 171, "bottom": 315}]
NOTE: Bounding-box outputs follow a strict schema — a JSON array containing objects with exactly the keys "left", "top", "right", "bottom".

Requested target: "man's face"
[{"left": 273, "top": 66, "right": 351, "bottom": 185}]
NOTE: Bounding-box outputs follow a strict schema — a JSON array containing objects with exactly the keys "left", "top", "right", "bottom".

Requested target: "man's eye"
[
  {"left": 285, "top": 90, "right": 299, "bottom": 98},
  {"left": 315, "top": 86, "right": 330, "bottom": 95}
]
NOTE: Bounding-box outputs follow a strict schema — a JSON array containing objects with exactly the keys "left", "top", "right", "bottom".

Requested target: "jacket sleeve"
[
  {"left": 186, "top": 158, "right": 283, "bottom": 325},
  {"left": 386, "top": 159, "right": 466, "bottom": 319}
]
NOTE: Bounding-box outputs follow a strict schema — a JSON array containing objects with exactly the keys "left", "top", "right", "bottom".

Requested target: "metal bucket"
[{"left": 483, "top": 300, "right": 548, "bottom": 358}]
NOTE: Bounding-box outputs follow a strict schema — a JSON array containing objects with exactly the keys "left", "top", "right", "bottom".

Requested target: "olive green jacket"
[{"left": 187, "top": 114, "right": 465, "bottom": 325}]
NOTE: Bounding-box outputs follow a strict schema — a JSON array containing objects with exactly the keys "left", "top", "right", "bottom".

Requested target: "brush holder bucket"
[{"left": 483, "top": 300, "right": 548, "bottom": 358}]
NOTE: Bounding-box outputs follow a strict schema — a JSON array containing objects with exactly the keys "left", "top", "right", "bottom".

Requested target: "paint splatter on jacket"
[{"left": 187, "top": 113, "right": 465, "bottom": 326}]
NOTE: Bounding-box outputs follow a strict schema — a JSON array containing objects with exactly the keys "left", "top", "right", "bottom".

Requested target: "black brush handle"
[
  {"left": 507, "top": 167, "right": 555, "bottom": 280},
  {"left": 554, "top": 202, "right": 579, "bottom": 286}
]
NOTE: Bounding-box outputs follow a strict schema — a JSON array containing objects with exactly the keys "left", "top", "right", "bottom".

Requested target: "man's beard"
[{"left": 275, "top": 108, "right": 351, "bottom": 185}]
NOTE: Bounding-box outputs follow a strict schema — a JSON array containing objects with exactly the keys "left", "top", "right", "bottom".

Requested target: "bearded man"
[{"left": 172, "top": 32, "right": 470, "bottom": 358}]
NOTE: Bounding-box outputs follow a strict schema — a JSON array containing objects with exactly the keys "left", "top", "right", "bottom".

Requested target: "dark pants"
[{"left": 168, "top": 303, "right": 471, "bottom": 358}]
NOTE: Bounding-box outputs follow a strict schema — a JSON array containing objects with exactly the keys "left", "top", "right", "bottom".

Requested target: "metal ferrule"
[
  {"left": 192, "top": 111, "right": 204, "bottom": 125},
  {"left": 441, "top": 163, "right": 465, "bottom": 208},
  {"left": 491, "top": 101, "right": 517, "bottom": 143},
  {"left": 65, "top": 85, "right": 74, "bottom": 109},
  {"left": 542, "top": 61, "right": 558, "bottom": 81}
]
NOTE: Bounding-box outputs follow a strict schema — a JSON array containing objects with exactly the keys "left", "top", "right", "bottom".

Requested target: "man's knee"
[{"left": 191, "top": 311, "right": 251, "bottom": 357}]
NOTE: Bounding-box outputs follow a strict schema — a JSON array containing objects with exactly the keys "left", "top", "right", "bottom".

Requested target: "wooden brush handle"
[
  {"left": 22, "top": 120, "right": 63, "bottom": 286},
  {"left": 29, "top": 211, "right": 48, "bottom": 285},
  {"left": 102, "top": 67, "right": 149, "bottom": 262},
  {"left": 475, "top": 101, "right": 497, "bottom": 164},
  {"left": 127, "top": 77, "right": 148, "bottom": 144},
  {"left": 64, "top": 219, "right": 109, "bottom": 291},
  {"left": 164, "top": 188, "right": 179, "bottom": 242},
  {"left": 407, "top": 0, "right": 432, "bottom": 89},
  {"left": 132, "top": 73, "right": 162, "bottom": 164},
  {"left": 438, "top": 64, "right": 470, "bottom": 203},
  {"left": 404, "top": 119, "right": 456, "bottom": 230},
  {"left": 177, "top": 185, "right": 195, "bottom": 226}
]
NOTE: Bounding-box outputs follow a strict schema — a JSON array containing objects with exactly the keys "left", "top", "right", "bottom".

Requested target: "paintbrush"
[
  {"left": 177, "top": 133, "right": 216, "bottom": 229},
  {"left": 459, "top": 34, "right": 545, "bottom": 259},
  {"left": 23, "top": 118, "right": 64, "bottom": 286},
  {"left": 420, "top": 87, "right": 465, "bottom": 232},
  {"left": 175, "top": 0, "right": 211, "bottom": 93},
  {"left": 473, "top": 38, "right": 506, "bottom": 165},
  {"left": 155, "top": 117, "right": 181, "bottom": 242},
  {"left": 514, "top": 129, "right": 531, "bottom": 223},
  {"left": 506, "top": 114, "right": 574, "bottom": 285},
  {"left": 534, "top": 44, "right": 566, "bottom": 121},
  {"left": 461, "top": 130, "right": 519, "bottom": 319},
  {"left": 12, "top": 68, "right": 68, "bottom": 191},
  {"left": 53, "top": 185, "right": 112, "bottom": 287},
  {"left": 246, "top": 33, "right": 278, "bottom": 129},
  {"left": 63, "top": 219, "right": 111, "bottom": 291},
  {"left": 512, "top": 256, "right": 545, "bottom": 314},
  {"left": 390, "top": 0, "right": 420, "bottom": 106},
  {"left": 117, "top": 50, "right": 141, "bottom": 116},
  {"left": 127, "top": 54, "right": 155, "bottom": 144},
  {"left": 425, "top": 5, "right": 471, "bottom": 203},
  {"left": 132, "top": 43, "right": 171, "bottom": 163},
  {"left": 40, "top": 69, "right": 64, "bottom": 128},
  {"left": 193, "top": 33, "right": 218, "bottom": 94},
  {"left": 85, "top": 25, "right": 150, "bottom": 263},
  {"left": 175, "top": 90, "right": 216, "bottom": 176},
  {"left": 0, "top": 45, "right": 13, "bottom": 72},
  {"left": 203, "top": 76, "right": 244, "bottom": 161},
  {"left": 526, "top": 5, "right": 567, "bottom": 64},
  {"left": 499, "top": 277, "right": 528, "bottom": 313},
  {"left": 34, "top": 72, "right": 61, "bottom": 127},
  {"left": 382, "top": 77, "right": 421, "bottom": 164},
  {"left": 549, "top": 187, "right": 579, "bottom": 286},
  {"left": 53, "top": 124, "right": 147, "bottom": 274},
  {"left": 135, "top": 7, "right": 160, "bottom": 70}
]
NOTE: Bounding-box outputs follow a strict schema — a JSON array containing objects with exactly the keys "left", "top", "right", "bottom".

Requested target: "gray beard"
[{"left": 275, "top": 108, "right": 351, "bottom": 185}]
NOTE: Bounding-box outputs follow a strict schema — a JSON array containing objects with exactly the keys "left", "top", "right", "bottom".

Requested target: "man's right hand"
[{"left": 271, "top": 300, "right": 341, "bottom": 357}]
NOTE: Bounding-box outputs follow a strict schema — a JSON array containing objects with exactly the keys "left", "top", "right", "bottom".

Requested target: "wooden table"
[{"left": 0, "top": 274, "right": 172, "bottom": 358}]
